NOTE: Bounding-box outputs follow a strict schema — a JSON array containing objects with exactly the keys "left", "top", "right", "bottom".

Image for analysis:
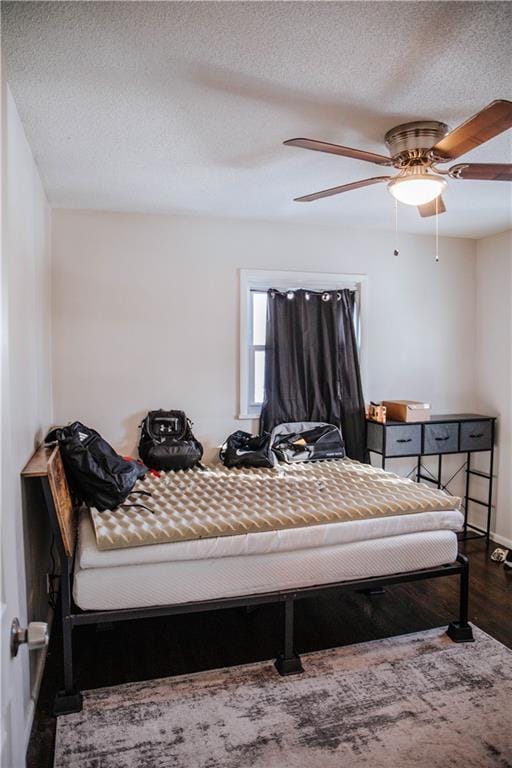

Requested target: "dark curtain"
[{"left": 260, "top": 289, "right": 366, "bottom": 461}]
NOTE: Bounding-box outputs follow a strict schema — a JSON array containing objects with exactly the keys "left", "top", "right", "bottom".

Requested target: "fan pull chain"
[
  {"left": 435, "top": 196, "right": 439, "bottom": 262},
  {"left": 393, "top": 198, "right": 399, "bottom": 256}
]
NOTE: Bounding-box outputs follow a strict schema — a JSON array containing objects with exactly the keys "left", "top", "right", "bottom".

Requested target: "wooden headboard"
[{"left": 22, "top": 444, "right": 77, "bottom": 559}]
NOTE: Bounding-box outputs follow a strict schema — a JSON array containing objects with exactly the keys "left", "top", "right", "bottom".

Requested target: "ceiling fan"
[{"left": 284, "top": 100, "right": 512, "bottom": 217}]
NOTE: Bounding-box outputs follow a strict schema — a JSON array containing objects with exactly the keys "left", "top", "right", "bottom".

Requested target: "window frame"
[
  {"left": 247, "top": 290, "right": 267, "bottom": 410},
  {"left": 239, "top": 269, "right": 368, "bottom": 419}
]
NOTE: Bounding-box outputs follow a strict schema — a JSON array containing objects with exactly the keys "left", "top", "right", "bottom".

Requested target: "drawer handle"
[
  {"left": 435, "top": 436, "right": 450, "bottom": 441},
  {"left": 396, "top": 438, "right": 412, "bottom": 443},
  {"left": 469, "top": 432, "right": 484, "bottom": 439}
]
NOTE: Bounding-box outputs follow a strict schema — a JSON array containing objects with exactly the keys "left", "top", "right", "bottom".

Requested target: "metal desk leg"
[
  {"left": 464, "top": 452, "right": 471, "bottom": 535},
  {"left": 486, "top": 445, "right": 494, "bottom": 546}
]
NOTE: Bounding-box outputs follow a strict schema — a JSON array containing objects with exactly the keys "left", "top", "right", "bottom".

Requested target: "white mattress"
[
  {"left": 74, "top": 525, "right": 459, "bottom": 610},
  {"left": 77, "top": 507, "right": 463, "bottom": 568}
]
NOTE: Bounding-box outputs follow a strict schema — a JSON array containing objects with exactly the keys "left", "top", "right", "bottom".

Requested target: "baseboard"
[
  {"left": 23, "top": 606, "right": 54, "bottom": 754},
  {"left": 490, "top": 531, "right": 512, "bottom": 549}
]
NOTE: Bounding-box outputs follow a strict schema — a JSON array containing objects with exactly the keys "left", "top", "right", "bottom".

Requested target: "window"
[{"left": 239, "top": 269, "right": 367, "bottom": 419}]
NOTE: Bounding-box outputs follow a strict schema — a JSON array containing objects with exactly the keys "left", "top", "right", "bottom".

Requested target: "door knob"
[{"left": 10, "top": 618, "right": 48, "bottom": 658}]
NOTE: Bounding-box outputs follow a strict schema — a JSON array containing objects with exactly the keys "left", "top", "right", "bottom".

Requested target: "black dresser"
[{"left": 367, "top": 414, "right": 496, "bottom": 542}]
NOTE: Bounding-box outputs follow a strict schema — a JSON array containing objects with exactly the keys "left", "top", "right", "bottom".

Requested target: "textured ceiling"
[{"left": 2, "top": 1, "right": 512, "bottom": 237}]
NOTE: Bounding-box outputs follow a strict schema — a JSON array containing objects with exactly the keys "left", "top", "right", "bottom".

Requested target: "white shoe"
[{"left": 490, "top": 547, "right": 508, "bottom": 563}]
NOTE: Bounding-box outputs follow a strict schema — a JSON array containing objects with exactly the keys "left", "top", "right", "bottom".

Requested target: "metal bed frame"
[{"left": 24, "top": 446, "right": 474, "bottom": 716}]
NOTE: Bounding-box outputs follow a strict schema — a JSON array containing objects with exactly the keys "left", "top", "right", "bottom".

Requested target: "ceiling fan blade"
[
  {"left": 449, "top": 162, "right": 512, "bottom": 181},
  {"left": 294, "top": 176, "right": 391, "bottom": 202},
  {"left": 431, "top": 100, "right": 512, "bottom": 161},
  {"left": 418, "top": 196, "right": 446, "bottom": 218},
  {"left": 284, "top": 138, "right": 393, "bottom": 167}
]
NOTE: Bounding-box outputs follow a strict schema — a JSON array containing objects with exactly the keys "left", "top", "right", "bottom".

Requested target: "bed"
[{"left": 22, "top": 446, "right": 474, "bottom": 716}]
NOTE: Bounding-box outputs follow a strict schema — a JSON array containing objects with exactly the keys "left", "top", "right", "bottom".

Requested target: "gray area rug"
[{"left": 54, "top": 626, "right": 512, "bottom": 767}]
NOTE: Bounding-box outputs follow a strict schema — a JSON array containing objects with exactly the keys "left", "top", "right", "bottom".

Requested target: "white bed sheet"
[
  {"left": 73, "top": 529, "right": 458, "bottom": 610},
  {"left": 77, "top": 507, "right": 463, "bottom": 569}
]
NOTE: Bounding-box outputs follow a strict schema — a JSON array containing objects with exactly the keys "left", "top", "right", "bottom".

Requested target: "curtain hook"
[
  {"left": 286, "top": 291, "right": 294, "bottom": 300},
  {"left": 336, "top": 292, "right": 342, "bottom": 301},
  {"left": 305, "top": 292, "right": 310, "bottom": 300},
  {"left": 322, "top": 292, "right": 330, "bottom": 302}
]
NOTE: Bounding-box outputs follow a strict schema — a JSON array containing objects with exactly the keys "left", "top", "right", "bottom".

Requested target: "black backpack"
[
  {"left": 138, "top": 410, "right": 203, "bottom": 471},
  {"left": 45, "top": 421, "right": 147, "bottom": 511},
  {"left": 220, "top": 430, "right": 276, "bottom": 469}
]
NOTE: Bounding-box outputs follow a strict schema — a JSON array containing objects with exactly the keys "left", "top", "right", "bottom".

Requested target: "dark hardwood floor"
[{"left": 27, "top": 538, "right": 512, "bottom": 768}]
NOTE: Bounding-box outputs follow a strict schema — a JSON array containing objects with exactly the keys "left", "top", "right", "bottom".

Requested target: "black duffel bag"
[
  {"left": 220, "top": 430, "right": 276, "bottom": 469},
  {"left": 45, "top": 421, "right": 147, "bottom": 511},
  {"left": 138, "top": 410, "right": 203, "bottom": 471},
  {"left": 270, "top": 422, "right": 345, "bottom": 463}
]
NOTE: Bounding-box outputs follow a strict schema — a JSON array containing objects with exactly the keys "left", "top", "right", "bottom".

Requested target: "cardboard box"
[{"left": 382, "top": 400, "right": 431, "bottom": 422}]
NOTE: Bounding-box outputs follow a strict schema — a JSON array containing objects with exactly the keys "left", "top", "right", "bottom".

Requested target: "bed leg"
[
  {"left": 447, "top": 554, "right": 474, "bottom": 643},
  {"left": 54, "top": 561, "right": 83, "bottom": 715},
  {"left": 275, "top": 598, "right": 303, "bottom": 676},
  {"left": 54, "top": 619, "right": 83, "bottom": 715}
]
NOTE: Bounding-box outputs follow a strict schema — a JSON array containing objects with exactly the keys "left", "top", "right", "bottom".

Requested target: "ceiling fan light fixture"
[{"left": 388, "top": 171, "right": 446, "bottom": 206}]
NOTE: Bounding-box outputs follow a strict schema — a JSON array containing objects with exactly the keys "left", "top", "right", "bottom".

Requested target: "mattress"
[
  {"left": 74, "top": 505, "right": 462, "bottom": 610},
  {"left": 78, "top": 507, "right": 464, "bottom": 568},
  {"left": 73, "top": 528, "right": 459, "bottom": 610},
  {"left": 90, "top": 459, "right": 461, "bottom": 551}
]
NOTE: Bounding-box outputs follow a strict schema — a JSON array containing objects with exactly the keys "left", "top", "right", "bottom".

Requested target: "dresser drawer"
[
  {"left": 423, "top": 422, "right": 459, "bottom": 454},
  {"left": 460, "top": 420, "right": 493, "bottom": 452},
  {"left": 385, "top": 424, "right": 422, "bottom": 456}
]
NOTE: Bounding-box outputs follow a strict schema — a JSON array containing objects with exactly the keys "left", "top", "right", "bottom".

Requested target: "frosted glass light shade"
[{"left": 388, "top": 173, "right": 446, "bottom": 206}]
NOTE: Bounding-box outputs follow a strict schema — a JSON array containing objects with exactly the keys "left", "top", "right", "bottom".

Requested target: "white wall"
[
  {"left": 474, "top": 230, "right": 512, "bottom": 545},
  {"left": 1, "top": 78, "right": 52, "bottom": 765},
  {"left": 51, "top": 209, "right": 477, "bottom": 469}
]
